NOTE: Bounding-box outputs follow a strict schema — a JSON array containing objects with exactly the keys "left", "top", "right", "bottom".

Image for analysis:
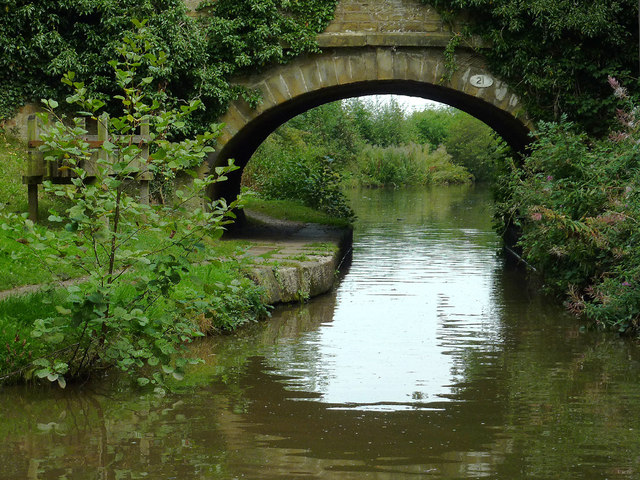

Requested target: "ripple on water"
[{"left": 262, "top": 202, "right": 504, "bottom": 411}]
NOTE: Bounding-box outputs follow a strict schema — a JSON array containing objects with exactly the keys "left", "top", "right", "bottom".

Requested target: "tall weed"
[
  {"left": 354, "top": 143, "right": 471, "bottom": 187},
  {"left": 498, "top": 77, "right": 640, "bottom": 334}
]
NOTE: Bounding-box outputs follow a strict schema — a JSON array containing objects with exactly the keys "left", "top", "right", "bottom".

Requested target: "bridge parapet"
[
  {"left": 319, "top": 0, "right": 484, "bottom": 49},
  {"left": 325, "top": 0, "right": 446, "bottom": 34}
]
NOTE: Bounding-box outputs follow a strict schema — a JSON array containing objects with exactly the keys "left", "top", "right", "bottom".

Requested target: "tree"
[
  {"left": 444, "top": 111, "right": 505, "bottom": 183},
  {"left": 409, "top": 108, "right": 454, "bottom": 149},
  {"left": 345, "top": 97, "right": 410, "bottom": 147},
  {"left": 1, "top": 23, "right": 239, "bottom": 388}
]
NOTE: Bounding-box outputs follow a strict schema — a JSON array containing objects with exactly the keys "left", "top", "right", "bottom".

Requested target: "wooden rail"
[{"left": 23, "top": 114, "right": 153, "bottom": 221}]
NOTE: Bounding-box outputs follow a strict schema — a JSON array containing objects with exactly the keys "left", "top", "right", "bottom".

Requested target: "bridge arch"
[{"left": 207, "top": 1, "right": 532, "bottom": 201}]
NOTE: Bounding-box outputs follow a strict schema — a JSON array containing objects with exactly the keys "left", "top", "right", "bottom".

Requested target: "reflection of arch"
[
  {"left": 216, "top": 356, "right": 506, "bottom": 476},
  {"left": 208, "top": 47, "right": 531, "bottom": 202}
]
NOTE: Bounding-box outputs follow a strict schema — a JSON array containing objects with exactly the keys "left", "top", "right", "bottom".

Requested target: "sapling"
[{"left": 2, "top": 21, "right": 240, "bottom": 389}]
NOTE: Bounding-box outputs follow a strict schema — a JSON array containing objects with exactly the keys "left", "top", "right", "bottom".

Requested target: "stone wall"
[
  {"left": 325, "top": 0, "right": 446, "bottom": 34},
  {"left": 3, "top": 104, "right": 41, "bottom": 139}
]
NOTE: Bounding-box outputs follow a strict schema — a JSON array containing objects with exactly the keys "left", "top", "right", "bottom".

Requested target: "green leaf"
[
  {"left": 45, "top": 332, "right": 65, "bottom": 345},
  {"left": 87, "top": 292, "right": 105, "bottom": 304},
  {"left": 55, "top": 305, "right": 72, "bottom": 315}
]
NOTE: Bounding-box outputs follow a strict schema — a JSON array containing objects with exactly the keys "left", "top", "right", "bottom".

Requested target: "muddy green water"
[{"left": 3, "top": 186, "right": 640, "bottom": 479}]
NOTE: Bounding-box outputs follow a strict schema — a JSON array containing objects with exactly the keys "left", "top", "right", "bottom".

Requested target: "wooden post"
[
  {"left": 92, "top": 113, "right": 109, "bottom": 177},
  {"left": 24, "top": 115, "right": 45, "bottom": 222},
  {"left": 139, "top": 178, "right": 150, "bottom": 205},
  {"left": 27, "top": 184, "right": 38, "bottom": 222},
  {"left": 138, "top": 117, "right": 152, "bottom": 205}
]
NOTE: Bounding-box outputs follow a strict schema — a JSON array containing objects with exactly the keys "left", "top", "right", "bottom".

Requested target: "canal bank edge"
[
  {"left": 235, "top": 211, "right": 353, "bottom": 305},
  {"left": 0, "top": 213, "right": 353, "bottom": 306}
]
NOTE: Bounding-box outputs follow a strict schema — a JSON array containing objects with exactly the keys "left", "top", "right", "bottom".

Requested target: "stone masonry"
[
  {"left": 325, "top": 0, "right": 445, "bottom": 34},
  {"left": 207, "top": 0, "right": 531, "bottom": 191}
]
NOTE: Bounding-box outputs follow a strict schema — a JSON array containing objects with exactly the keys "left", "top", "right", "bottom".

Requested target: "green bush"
[
  {"left": 426, "top": 0, "right": 639, "bottom": 135},
  {"left": 409, "top": 108, "right": 507, "bottom": 183},
  {"left": 244, "top": 125, "right": 354, "bottom": 220},
  {"left": 0, "top": 25, "right": 243, "bottom": 388},
  {"left": 0, "top": 0, "right": 338, "bottom": 130},
  {"left": 498, "top": 78, "right": 640, "bottom": 333},
  {"left": 443, "top": 113, "right": 507, "bottom": 183},
  {"left": 344, "top": 97, "right": 412, "bottom": 147},
  {"left": 354, "top": 143, "right": 472, "bottom": 187}
]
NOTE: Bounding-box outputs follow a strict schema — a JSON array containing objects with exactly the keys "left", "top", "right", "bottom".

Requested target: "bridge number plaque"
[{"left": 470, "top": 74, "right": 494, "bottom": 88}]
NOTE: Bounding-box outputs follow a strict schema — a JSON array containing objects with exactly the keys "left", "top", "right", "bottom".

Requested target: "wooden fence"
[{"left": 23, "top": 114, "right": 153, "bottom": 221}]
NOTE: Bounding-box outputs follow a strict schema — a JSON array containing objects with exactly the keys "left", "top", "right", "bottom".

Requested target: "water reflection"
[
  {"left": 263, "top": 187, "right": 502, "bottom": 409},
  {"left": 3, "top": 186, "right": 640, "bottom": 479}
]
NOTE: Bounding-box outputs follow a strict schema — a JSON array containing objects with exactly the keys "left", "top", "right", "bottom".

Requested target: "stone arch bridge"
[{"left": 202, "top": 0, "right": 532, "bottom": 201}]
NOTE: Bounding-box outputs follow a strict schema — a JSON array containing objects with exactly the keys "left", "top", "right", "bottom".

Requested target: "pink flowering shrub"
[{"left": 496, "top": 78, "right": 640, "bottom": 334}]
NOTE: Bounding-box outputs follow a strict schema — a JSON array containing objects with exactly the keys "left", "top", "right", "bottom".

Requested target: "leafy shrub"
[
  {"left": 426, "top": 0, "right": 640, "bottom": 135},
  {"left": 0, "top": 0, "right": 338, "bottom": 130},
  {"left": 354, "top": 143, "right": 472, "bottom": 187},
  {"left": 0, "top": 25, "right": 241, "bottom": 388},
  {"left": 344, "top": 97, "right": 411, "bottom": 147},
  {"left": 175, "top": 262, "right": 270, "bottom": 333},
  {"left": 409, "top": 108, "right": 508, "bottom": 183},
  {"left": 497, "top": 77, "right": 640, "bottom": 334},
  {"left": 244, "top": 126, "right": 354, "bottom": 220},
  {"left": 443, "top": 113, "right": 507, "bottom": 183}
]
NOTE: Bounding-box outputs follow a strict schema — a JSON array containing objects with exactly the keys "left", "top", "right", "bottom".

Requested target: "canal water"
[{"left": 3, "top": 186, "right": 640, "bottom": 479}]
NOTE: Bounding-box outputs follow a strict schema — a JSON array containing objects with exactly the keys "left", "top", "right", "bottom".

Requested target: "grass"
[
  {"left": 302, "top": 242, "right": 339, "bottom": 255},
  {"left": 0, "top": 289, "right": 68, "bottom": 379},
  {"left": 0, "top": 132, "right": 85, "bottom": 289},
  {"left": 284, "top": 254, "right": 311, "bottom": 262},
  {"left": 0, "top": 135, "right": 347, "bottom": 291},
  {"left": 257, "top": 248, "right": 281, "bottom": 260},
  {"left": 0, "top": 134, "right": 28, "bottom": 212},
  {"left": 0, "top": 219, "right": 253, "bottom": 291},
  {"left": 0, "top": 133, "right": 343, "bottom": 384},
  {"left": 0, "top": 132, "right": 74, "bottom": 218},
  {"left": 243, "top": 195, "right": 353, "bottom": 228},
  {"left": 0, "top": 240, "right": 269, "bottom": 382},
  {"left": 351, "top": 143, "right": 472, "bottom": 188}
]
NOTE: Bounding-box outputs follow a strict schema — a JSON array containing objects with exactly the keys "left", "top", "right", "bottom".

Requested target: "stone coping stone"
[{"left": 228, "top": 210, "right": 353, "bottom": 305}]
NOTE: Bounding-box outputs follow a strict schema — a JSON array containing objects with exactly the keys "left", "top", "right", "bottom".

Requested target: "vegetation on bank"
[
  {"left": 0, "top": 27, "right": 276, "bottom": 388},
  {"left": 496, "top": 79, "right": 640, "bottom": 334},
  {"left": 353, "top": 144, "right": 471, "bottom": 187},
  {"left": 2, "top": 0, "right": 637, "bottom": 139},
  {"left": 0, "top": 0, "right": 337, "bottom": 132},
  {"left": 243, "top": 196, "right": 352, "bottom": 228},
  {"left": 246, "top": 88, "right": 640, "bottom": 337},
  {"left": 0, "top": 254, "right": 268, "bottom": 385},
  {"left": 427, "top": 0, "right": 640, "bottom": 136},
  {"left": 1, "top": 0, "right": 640, "bottom": 390}
]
